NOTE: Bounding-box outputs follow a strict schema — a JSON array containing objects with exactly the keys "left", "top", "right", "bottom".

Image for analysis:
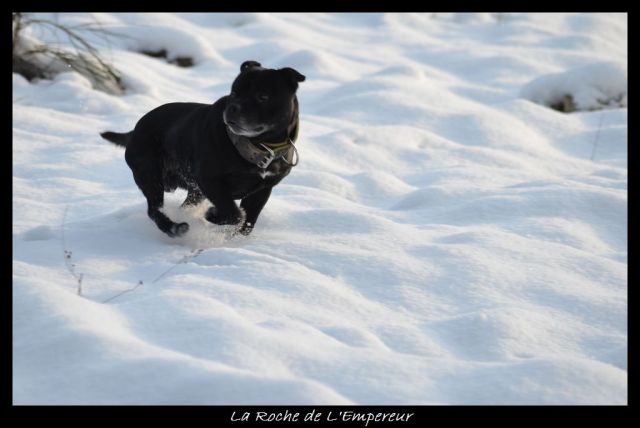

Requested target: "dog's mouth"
[{"left": 224, "top": 119, "right": 267, "bottom": 137}]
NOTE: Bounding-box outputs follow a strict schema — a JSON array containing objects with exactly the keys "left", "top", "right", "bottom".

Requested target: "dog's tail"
[{"left": 100, "top": 131, "right": 132, "bottom": 147}]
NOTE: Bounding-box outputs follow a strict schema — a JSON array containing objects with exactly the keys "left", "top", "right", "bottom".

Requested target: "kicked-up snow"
[{"left": 12, "top": 13, "right": 627, "bottom": 404}]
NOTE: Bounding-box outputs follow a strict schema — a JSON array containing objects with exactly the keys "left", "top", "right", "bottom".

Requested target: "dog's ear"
[
  {"left": 279, "top": 67, "right": 306, "bottom": 90},
  {"left": 241, "top": 60, "right": 262, "bottom": 72}
]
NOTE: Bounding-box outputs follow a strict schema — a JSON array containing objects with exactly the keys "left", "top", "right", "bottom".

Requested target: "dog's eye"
[{"left": 257, "top": 93, "right": 269, "bottom": 103}]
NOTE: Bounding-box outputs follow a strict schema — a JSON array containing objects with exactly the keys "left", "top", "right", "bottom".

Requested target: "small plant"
[
  {"left": 61, "top": 205, "right": 205, "bottom": 304},
  {"left": 61, "top": 207, "right": 84, "bottom": 296},
  {"left": 12, "top": 12, "right": 125, "bottom": 95},
  {"left": 63, "top": 250, "right": 84, "bottom": 296}
]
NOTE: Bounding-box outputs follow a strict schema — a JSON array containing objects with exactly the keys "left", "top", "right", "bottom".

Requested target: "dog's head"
[{"left": 223, "top": 61, "right": 305, "bottom": 138}]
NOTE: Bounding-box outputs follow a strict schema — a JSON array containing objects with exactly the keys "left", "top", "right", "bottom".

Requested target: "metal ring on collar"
[{"left": 282, "top": 139, "right": 299, "bottom": 167}]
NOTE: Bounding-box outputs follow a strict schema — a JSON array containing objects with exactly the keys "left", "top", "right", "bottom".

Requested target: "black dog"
[{"left": 100, "top": 61, "right": 305, "bottom": 238}]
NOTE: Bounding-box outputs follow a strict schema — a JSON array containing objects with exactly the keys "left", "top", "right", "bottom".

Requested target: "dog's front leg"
[
  {"left": 237, "top": 186, "right": 273, "bottom": 235},
  {"left": 199, "top": 180, "right": 243, "bottom": 226}
]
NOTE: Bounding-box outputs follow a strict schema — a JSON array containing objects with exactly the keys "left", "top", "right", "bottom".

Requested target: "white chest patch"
[{"left": 259, "top": 170, "right": 276, "bottom": 179}]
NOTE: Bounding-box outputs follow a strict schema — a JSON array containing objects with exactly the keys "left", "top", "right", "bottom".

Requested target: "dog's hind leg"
[{"left": 131, "top": 167, "right": 189, "bottom": 238}]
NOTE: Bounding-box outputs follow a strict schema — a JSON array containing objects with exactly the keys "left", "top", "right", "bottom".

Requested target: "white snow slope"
[{"left": 13, "top": 13, "right": 627, "bottom": 405}]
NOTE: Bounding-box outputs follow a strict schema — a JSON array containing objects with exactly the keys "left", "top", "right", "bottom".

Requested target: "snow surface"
[{"left": 13, "top": 13, "right": 627, "bottom": 404}]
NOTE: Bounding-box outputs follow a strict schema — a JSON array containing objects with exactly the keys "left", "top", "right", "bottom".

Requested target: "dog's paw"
[
  {"left": 169, "top": 222, "right": 189, "bottom": 237},
  {"left": 204, "top": 206, "right": 218, "bottom": 223},
  {"left": 236, "top": 222, "right": 254, "bottom": 236},
  {"left": 205, "top": 206, "right": 244, "bottom": 226}
]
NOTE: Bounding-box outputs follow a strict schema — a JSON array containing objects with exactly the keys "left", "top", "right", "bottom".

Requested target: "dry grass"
[{"left": 12, "top": 13, "right": 126, "bottom": 95}]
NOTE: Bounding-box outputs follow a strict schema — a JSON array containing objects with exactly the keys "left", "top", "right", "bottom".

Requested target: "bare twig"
[
  {"left": 151, "top": 249, "right": 204, "bottom": 284},
  {"left": 61, "top": 205, "right": 84, "bottom": 296},
  {"left": 101, "top": 248, "right": 204, "bottom": 304},
  {"left": 102, "top": 280, "right": 143, "bottom": 304}
]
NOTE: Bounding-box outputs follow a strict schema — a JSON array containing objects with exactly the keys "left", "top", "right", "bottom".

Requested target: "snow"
[
  {"left": 13, "top": 13, "right": 627, "bottom": 404},
  {"left": 521, "top": 61, "right": 627, "bottom": 111}
]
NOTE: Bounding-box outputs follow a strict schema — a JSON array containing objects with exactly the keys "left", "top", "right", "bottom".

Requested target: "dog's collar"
[{"left": 226, "top": 119, "right": 299, "bottom": 169}]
